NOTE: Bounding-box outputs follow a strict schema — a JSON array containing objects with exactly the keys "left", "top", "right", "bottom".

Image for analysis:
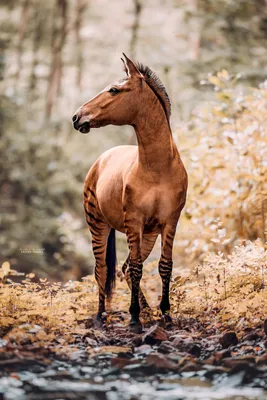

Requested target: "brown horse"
[{"left": 72, "top": 54, "right": 187, "bottom": 332}]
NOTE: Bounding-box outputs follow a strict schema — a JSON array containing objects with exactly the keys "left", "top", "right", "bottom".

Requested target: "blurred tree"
[
  {"left": 0, "top": 0, "right": 266, "bottom": 279},
  {"left": 74, "top": 0, "right": 87, "bottom": 89},
  {"left": 46, "top": 0, "right": 68, "bottom": 119},
  {"left": 15, "top": 0, "right": 30, "bottom": 83}
]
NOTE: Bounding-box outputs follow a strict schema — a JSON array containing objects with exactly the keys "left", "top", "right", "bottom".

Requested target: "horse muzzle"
[{"left": 72, "top": 114, "right": 91, "bottom": 134}]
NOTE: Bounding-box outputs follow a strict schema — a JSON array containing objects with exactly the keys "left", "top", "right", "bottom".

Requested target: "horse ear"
[
  {"left": 121, "top": 57, "right": 128, "bottom": 75},
  {"left": 122, "top": 53, "right": 142, "bottom": 78}
]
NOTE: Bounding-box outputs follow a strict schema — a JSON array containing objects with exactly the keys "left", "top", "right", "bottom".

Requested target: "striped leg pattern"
[
  {"left": 84, "top": 189, "right": 110, "bottom": 321},
  {"left": 159, "top": 225, "right": 176, "bottom": 322},
  {"left": 124, "top": 222, "right": 143, "bottom": 332},
  {"left": 122, "top": 233, "right": 158, "bottom": 310}
]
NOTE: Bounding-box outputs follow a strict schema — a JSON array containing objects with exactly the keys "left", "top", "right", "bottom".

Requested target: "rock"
[
  {"left": 158, "top": 341, "right": 176, "bottom": 354},
  {"left": 205, "top": 345, "right": 216, "bottom": 352},
  {"left": 20, "top": 337, "right": 32, "bottom": 346},
  {"left": 134, "top": 344, "right": 153, "bottom": 355},
  {"left": 168, "top": 353, "right": 182, "bottom": 362},
  {"left": 70, "top": 350, "right": 86, "bottom": 361},
  {"left": 179, "top": 361, "right": 202, "bottom": 372},
  {"left": 169, "top": 331, "right": 190, "bottom": 341},
  {"left": 111, "top": 357, "right": 132, "bottom": 369},
  {"left": 219, "top": 331, "right": 238, "bottom": 349},
  {"left": 146, "top": 352, "right": 177, "bottom": 371},
  {"left": 172, "top": 337, "right": 201, "bottom": 357},
  {"left": 85, "top": 338, "right": 98, "bottom": 347},
  {"left": 216, "top": 371, "right": 246, "bottom": 388},
  {"left": 214, "top": 349, "right": 231, "bottom": 364},
  {"left": 204, "top": 356, "right": 216, "bottom": 365},
  {"left": 188, "top": 343, "right": 201, "bottom": 357},
  {"left": 264, "top": 319, "right": 267, "bottom": 336},
  {"left": 117, "top": 351, "right": 133, "bottom": 359},
  {"left": 171, "top": 334, "right": 190, "bottom": 345},
  {"left": 142, "top": 325, "right": 168, "bottom": 345},
  {"left": 204, "top": 365, "right": 228, "bottom": 379},
  {"left": 205, "top": 349, "right": 231, "bottom": 365},
  {"left": 94, "top": 346, "right": 132, "bottom": 355},
  {"left": 256, "top": 353, "right": 267, "bottom": 366},
  {"left": 28, "top": 325, "right": 42, "bottom": 334},
  {"left": 242, "top": 332, "right": 259, "bottom": 342},
  {"left": 122, "top": 363, "right": 153, "bottom": 375},
  {"left": 222, "top": 356, "right": 256, "bottom": 369},
  {"left": 230, "top": 363, "right": 259, "bottom": 383},
  {"left": 100, "top": 366, "right": 120, "bottom": 377},
  {"left": 132, "top": 336, "right": 142, "bottom": 347}
]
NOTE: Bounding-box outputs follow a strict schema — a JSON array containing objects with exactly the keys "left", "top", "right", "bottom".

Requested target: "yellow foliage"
[
  {"left": 178, "top": 74, "right": 267, "bottom": 261},
  {"left": 171, "top": 240, "right": 267, "bottom": 331}
]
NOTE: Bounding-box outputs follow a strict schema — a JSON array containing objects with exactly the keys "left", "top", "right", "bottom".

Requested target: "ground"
[{"left": 0, "top": 254, "right": 267, "bottom": 400}]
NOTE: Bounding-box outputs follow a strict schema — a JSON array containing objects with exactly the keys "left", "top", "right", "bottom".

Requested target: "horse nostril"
[{"left": 72, "top": 114, "right": 78, "bottom": 123}]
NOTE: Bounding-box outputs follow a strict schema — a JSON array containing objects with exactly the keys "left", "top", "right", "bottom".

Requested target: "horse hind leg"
[
  {"left": 84, "top": 195, "right": 112, "bottom": 321},
  {"left": 91, "top": 223, "right": 111, "bottom": 321},
  {"left": 122, "top": 233, "right": 158, "bottom": 310}
]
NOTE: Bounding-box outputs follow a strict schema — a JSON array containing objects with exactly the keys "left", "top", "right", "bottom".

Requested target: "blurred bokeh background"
[{"left": 0, "top": 0, "right": 266, "bottom": 281}]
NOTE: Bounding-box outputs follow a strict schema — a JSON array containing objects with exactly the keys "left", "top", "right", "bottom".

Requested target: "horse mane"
[{"left": 136, "top": 62, "right": 171, "bottom": 121}]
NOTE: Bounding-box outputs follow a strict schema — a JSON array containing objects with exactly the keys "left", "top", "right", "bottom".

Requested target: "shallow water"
[{"left": 1, "top": 360, "right": 266, "bottom": 400}]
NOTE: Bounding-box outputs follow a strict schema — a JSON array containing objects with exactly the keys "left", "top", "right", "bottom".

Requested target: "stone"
[
  {"left": 172, "top": 337, "right": 201, "bottom": 357},
  {"left": 142, "top": 325, "right": 168, "bottom": 345},
  {"left": 158, "top": 341, "right": 176, "bottom": 354},
  {"left": 179, "top": 361, "right": 202, "bottom": 372},
  {"left": 214, "top": 349, "right": 231, "bottom": 364},
  {"left": 171, "top": 334, "right": 190, "bottom": 346},
  {"left": 132, "top": 336, "right": 142, "bottom": 347},
  {"left": 146, "top": 352, "right": 178, "bottom": 371},
  {"left": 219, "top": 331, "right": 238, "bottom": 349},
  {"left": 134, "top": 344, "right": 153, "bottom": 355},
  {"left": 204, "top": 366, "right": 228, "bottom": 379},
  {"left": 242, "top": 332, "right": 259, "bottom": 342},
  {"left": 256, "top": 353, "right": 267, "bottom": 366},
  {"left": 222, "top": 356, "right": 256, "bottom": 369},
  {"left": 85, "top": 338, "right": 98, "bottom": 347}
]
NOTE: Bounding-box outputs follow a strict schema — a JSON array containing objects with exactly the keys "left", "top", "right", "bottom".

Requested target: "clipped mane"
[{"left": 136, "top": 63, "right": 171, "bottom": 121}]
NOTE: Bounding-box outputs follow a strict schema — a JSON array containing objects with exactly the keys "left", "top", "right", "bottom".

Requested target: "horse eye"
[{"left": 109, "top": 87, "right": 120, "bottom": 95}]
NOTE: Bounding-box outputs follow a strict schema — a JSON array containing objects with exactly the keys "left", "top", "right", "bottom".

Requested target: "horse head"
[{"left": 72, "top": 54, "right": 144, "bottom": 134}]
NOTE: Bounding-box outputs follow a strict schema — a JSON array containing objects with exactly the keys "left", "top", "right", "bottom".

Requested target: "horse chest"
[{"left": 124, "top": 184, "right": 178, "bottom": 223}]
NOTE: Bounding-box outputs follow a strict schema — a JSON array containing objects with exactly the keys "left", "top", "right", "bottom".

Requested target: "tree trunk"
[
  {"left": 74, "top": 0, "right": 87, "bottom": 90},
  {"left": 45, "top": 0, "right": 68, "bottom": 119},
  {"left": 15, "top": 0, "right": 30, "bottom": 83},
  {"left": 29, "top": 5, "right": 44, "bottom": 92},
  {"left": 130, "top": 0, "right": 142, "bottom": 58}
]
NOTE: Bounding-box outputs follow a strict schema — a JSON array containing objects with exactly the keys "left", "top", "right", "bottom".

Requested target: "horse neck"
[{"left": 133, "top": 93, "right": 176, "bottom": 174}]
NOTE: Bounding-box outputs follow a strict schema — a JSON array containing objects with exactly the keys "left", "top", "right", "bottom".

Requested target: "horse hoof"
[
  {"left": 129, "top": 320, "right": 143, "bottom": 334},
  {"left": 95, "top": 312, "right": 107, "bottom": 327},
  {"left": 161, "top": 314, "right": 172, "bottom": 328}
]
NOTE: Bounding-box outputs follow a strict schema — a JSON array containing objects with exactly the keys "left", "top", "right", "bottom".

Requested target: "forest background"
[{"left": 1, "top": 0, "right": 266, "bottom": 285}]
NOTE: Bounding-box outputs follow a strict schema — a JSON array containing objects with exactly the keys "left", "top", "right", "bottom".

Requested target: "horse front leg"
[
  {"left": 125, "top": 227, "right": 143, "bottom": 333},
  {"left": 158, "top": 224, "right": 177, "bottom": 324},
  {"left": 122, "top": 256, "right": 150, "bottom": 310},
  {"left": 122, "top": 233, "right": 158, "bottom": 311}
]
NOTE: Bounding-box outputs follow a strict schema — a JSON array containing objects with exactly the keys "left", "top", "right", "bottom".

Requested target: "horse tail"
[{"left": 105, "top": 228, "right": 116, "bottom": 298}]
